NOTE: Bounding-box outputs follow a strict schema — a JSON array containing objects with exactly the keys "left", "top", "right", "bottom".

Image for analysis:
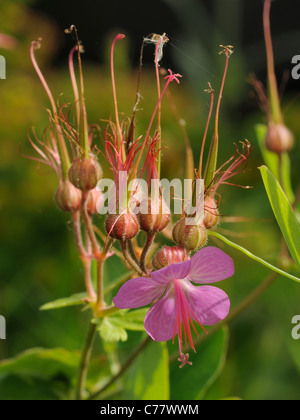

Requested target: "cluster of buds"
[
  {"left": 29, "top": 29, "right": 104, "bottom": 220},
  {"left": 28, "top": 28, "right": 250, "bottom": 317},
  {"left": 27, "top": 26, "right": 254, "bottom": 371},
  {"left": 28, "top": 28, "right": 107, "bottom": 306}
]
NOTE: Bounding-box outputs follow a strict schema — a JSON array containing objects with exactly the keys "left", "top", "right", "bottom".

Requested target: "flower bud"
[
  {"left": 172, "top": 218, "right": 207, "bottom": 251},
  {"left": 86, "top": 188, "right": 104, "bottom": 215},
  {"left": 265, "top": 122, "right": 294, "bottom": 154},
  {"left": 203, "top": 196, "right": 219, "bottom": 229},
  {"left": 68, "top": 156, "right": 102, "bottom": 191},
  {"left": 138, "top": 197, "right": 170, "bottom": 233},
  {"left": 55, "top": 179, "right": 82, "bottom": 212},
  {"left": 152, "top": 246, "right": 186, "bottom": 270},
  {"left": 105, "top": 211, "right": 139, "bottom": 241}
]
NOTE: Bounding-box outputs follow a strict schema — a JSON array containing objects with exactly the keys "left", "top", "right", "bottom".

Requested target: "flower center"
[{"left": 172, "top": 279, "right": 207, "bottom": 355}]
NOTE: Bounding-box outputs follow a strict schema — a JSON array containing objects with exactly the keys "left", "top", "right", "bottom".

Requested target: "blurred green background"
[{"left": 0, "top": 0, "right": 300, "bottom": 400}]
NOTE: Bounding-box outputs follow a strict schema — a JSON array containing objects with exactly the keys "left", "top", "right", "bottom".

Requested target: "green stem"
[
  {"left": 76, "top": 321, "right": 97, "bottom": 400},
  {"left": 204, "top": 48, "right": 230, "bottom": 188},
  {"left": 263, "top": 0, "right": 283, "bottom": 124},
  {"left": 97, "top": 305, "right": 120, "bottom": 318},
  {"left": 208, "top": 231, "right": 300, "bottom": 283},
  {"left": 87, "top": 335, "right": 152, "bottom": 400},
  {"left": 119, "top": 240, "right": 145, "bottom": 276}
]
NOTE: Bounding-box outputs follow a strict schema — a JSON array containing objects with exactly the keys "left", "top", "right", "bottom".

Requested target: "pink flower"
[{"left": 113, "top": 246, "right": 234, "bottom": 365}]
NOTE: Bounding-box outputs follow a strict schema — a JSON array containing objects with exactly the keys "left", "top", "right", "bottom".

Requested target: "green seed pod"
[{"left": 172, "top": 218, "right": 207, "bottom": 251}]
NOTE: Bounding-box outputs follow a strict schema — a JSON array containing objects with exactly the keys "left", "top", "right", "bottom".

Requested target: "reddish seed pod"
[
  {"left": 152, "top": 246, "right": 187, "bottom": 270},
  {"left": 265, "top": 122, "right": 294, "bottom": 154},
  {"left": 68, "top": 156, "right": 102, "bottom": 191},
  {"left": 105, "top": 211, "right": 139, "bottom": 241},
  {"left": 55, "top": 179, "right": 82, "bottom": 212},
  {"left": 138, "top": 197, "right": 171, "bottom": 233},
  {"left": 172, "top": 218, "right": 207, "bottom": 251},
  {"left": 203, "top": 196, "right": 219, "bottom": 229}
]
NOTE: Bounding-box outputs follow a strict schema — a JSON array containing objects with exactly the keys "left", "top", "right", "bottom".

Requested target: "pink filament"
[{"left": 173, "top": 280, "right": 207, "bottom": 354}]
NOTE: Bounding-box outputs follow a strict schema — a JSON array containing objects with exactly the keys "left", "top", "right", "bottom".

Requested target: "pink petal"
[
  {"left": 184, "top": 283, "right": 230, "bottom": 325},
  {"left": 151, "top": 260, "right": 191, "bottom": 284},
  {"left": 113, "top": 277, "right": 166, "bottom": 309},
  {"left": 144, "top": 290, "right": 176, "bottom": 342},
  {"left": 189, "top": 246, "right": 234, "bottom": 284}
]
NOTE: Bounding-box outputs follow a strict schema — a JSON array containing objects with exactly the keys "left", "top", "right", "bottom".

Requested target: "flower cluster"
[{"left": 28, "top": 29, "right": 251, "bottom": 367}]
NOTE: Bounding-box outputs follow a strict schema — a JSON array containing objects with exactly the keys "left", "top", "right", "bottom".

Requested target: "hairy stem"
[
  {"left": 140, "top": 233, "right": 155, "bottom": 273},
  {"left": 81, "top": 192, "right": 101, "bottom": 259},
  {"left": 127, "top": 239, "right": 141, "bottom": 267},
  {"left": 96, "top": 259, "right": 104, "bottom": 311},
  {"left": 71, "top": 211, "right": 96, "bottom": 300}
]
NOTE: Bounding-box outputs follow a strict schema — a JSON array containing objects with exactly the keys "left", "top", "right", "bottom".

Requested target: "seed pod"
[
  {"left": 203, "top": 196, "right": 219, "bottom": 229},
  {"left": 265, "top": 122, "right": 294, "bottom": 154},
  {"left": 55, "top": 180, "right": 82, "bottom": 213},
  {"left": 105, "top": 211, "right": 139, "bottom": 241},
  {"left": 138, "top": 197, "right": 170, "bottom": 233},
  {"left": 172, "top": 218, "right": 207, "bottom": 251},
  {"left": 68, "top": 156, "right": 102, "bottom": 191},
  {"left": 152, "top": 246, "right": 186, "bottom": 270}
]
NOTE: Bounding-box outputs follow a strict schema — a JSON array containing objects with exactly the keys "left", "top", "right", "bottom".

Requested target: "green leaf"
[
  {"left": 208, "top": 231, "right": 300, "bottom": 283},
  {"left": 0, "top": 347, "right": 110, "bottom": 399},
  {"left": 39, "top": 270, "right": 134, "bottom": 311},
  {"left": 0, "top": 347, "right": 81, "bottom": 399},
  {"left": 256, "top": 124, "right": 294, "bottom": 203},
  {"left": 40, "top": 292, "right": 88, "bottom": 311},
  {"left": 0, "top": 375, "right": 64, "bottom": 400},
  {"left": 124, "top": 340, "right": 169, "bottom": 400},
  {"left": 0, "top": 347, "right": 79, "bottom": 379},
  {"left": 170, "top": 327, "right": 229, "bottom": 400},
  {"left": 111, "top": 308, "right": 148, "bottom": 331},
  {"left": 97, "top": 309, "right": 148, "bottom": 343},
  {"left": 259, "top": 165, "right": 300, "bottom": 270},
  {"left": 98, "top": 317, "right": 128, "bottom": 343}
]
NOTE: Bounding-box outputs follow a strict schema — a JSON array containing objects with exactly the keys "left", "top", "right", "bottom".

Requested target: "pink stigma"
[
  {"left": 164, "top": 69, "right": 182, "bottom": 84},
  {"left": 178, "top": 353, "right": 193, "bottom": 368},
  {"left": 115, "top": 34, "right": 125, "bottom": 40}
]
